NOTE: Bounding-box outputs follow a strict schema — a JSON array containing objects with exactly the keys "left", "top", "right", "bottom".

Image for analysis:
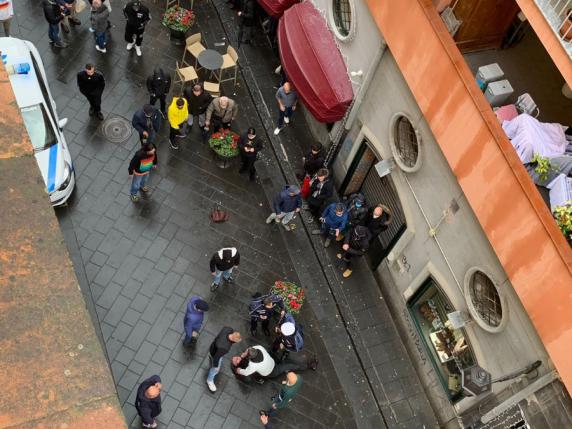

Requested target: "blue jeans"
[
  {"left": 213, "top": 267, "right": 233, "bottom": 286},
  {"left": 48, "top": 23, "right": 60, "bottom": 43},
  {"left": 130, "top": 174, "right": 149, "bottom": 196},
  {"left": 277, "top": 106, "right": 293, "bottom": 128},
  {"left": 207, "top": 356, "right": 222, "bottom": 383},
  {"left": 95, "top": 31, "right": 106, "bottom": 49}
]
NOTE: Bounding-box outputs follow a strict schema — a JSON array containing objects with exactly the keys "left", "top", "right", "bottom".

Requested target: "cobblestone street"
[{"left": 9, "top": 0, "right": 438, "bottom": 428}]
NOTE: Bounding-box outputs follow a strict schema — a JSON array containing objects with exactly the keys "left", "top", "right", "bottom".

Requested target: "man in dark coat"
[
  {"left": 249, "top": 293, "right": 285, "bottom": 336},
  {"left": 77, "top": 64, "right": 105, "bottom": 120},
  {"left": 265, "top": 185, "right": 302, "bottom": 231},
  {"left": 132, "top": 104, "right": 162, "bottom": 143},
  {"left": 43, "top": 0, "right": 67, "bottom": 48},
  {"left": 238, "top": 127, "right": 263, "bottom": 181},
  {"left": 209, "top": 246, "right": 240, "bottom": 291},
  {"left": 337, "top": 225, "right": 371, "bottom": 278},
  {"left": 183, "top": 82, "right": 212, "bottom": 131},
  {"left": 302, "top": 143, "right": 325, "bottom": 177},
  {"left": 307, "top": 168, "right": 334, "bottom": 219},
  {"left": 338, "top": 193, "right": 368, "bottom": 241},
  {"left": 123, "top": 0, "right": 151, "bottom": 56},
  {"left": 364, "top": 204, "right": 392, "bottom": 242},
  {"left": 237, "top": 0, "right": 255, "bottom": 47},
  {"left": 135, "top": 375, "right": 162, "bottom": 428},
  {"left": 146, "top": 67, "right": 171, "bottom": 117},
  {"left": 207, "top": 327, "right": 242, "bottom": 392}
]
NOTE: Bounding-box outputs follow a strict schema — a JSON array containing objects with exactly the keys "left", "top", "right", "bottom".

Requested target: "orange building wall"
[{"left": 365, "top": 0, "right": 572, "bottom": 394}]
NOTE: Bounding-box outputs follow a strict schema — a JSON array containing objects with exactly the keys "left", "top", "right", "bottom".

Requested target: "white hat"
[{"left": 280, "top": 322, "right": 295, "bottom": 336}]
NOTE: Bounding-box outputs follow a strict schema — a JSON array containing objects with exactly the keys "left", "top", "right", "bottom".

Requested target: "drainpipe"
[{"left": 325, "top": 41, "right": 386, "bottom": 166}]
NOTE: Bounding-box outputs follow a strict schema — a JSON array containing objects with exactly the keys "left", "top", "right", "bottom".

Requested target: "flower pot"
[
  {"left": 169, "top": 28, "right": 187, "bottom": 45},
  {"left": 212, "top": 151, "right": 237, "bottom": 169}
]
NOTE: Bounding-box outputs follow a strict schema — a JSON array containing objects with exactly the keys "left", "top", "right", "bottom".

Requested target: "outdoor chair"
[
  {"left": 515, "top": 93, "right": 540, "bottom": 118},
  {"left": 204, "top": 81, "right": 221, "bottom": 97},
  {"left": 174, "top": 60, "right": 198, "bottom": 93},
  {"left": 216, "top": 45, "right": 239, "bottom": 86},
  {"left": 182, "top": 33, "right": 207, "bottom": 69}
]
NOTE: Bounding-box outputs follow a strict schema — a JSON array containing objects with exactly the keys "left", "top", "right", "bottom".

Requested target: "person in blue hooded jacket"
[
  {"left": 183, "top": 296, "right": 209, "bottom": 348},
  {"left": 312, "top": 202, "right": 348, "bottom": 248},
  {"left": 265, "top": 185, "right": 302, "bottom": 231}
]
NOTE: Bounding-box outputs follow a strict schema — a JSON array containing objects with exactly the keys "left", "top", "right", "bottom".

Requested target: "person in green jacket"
[{"left": 270, "top": 371, "right": 302, "bottom": 411}]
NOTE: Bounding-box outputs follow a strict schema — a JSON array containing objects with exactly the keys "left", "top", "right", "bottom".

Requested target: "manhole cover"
[{"left": 100, "top": 116, "right": 132, "bottom": 143}]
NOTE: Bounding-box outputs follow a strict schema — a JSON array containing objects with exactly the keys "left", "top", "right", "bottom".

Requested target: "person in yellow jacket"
[{"left": 168, "top": 97, "right": 189, "bottom": 149}]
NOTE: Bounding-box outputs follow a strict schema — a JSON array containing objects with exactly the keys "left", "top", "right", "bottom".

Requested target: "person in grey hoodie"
[
  {"left": 91, "top": 0, "right": 109, "bottom": 53},
  {"left": 266, "top": 185, "right": 302, "bottom": 231}
]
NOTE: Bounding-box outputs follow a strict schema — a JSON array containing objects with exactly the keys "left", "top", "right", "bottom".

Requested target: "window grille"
[
  {"left": 333, "top": 0, "right": 352, "bottom": 37},
  {"left": 394, "top": 116, "right": 419, "bottom": 169},
  {"left": 469, "top": 271, "right": 502, "bottom": 328}
]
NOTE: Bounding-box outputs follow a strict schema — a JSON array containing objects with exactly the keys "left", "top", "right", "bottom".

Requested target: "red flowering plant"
[
  {"left": 162, "top": 6, "right": 195, "bottom": 32},
  {"left": 208, "top": 129, "right": 240, "bottom": 158},
  {"left": 271, "top": 280, "right": 305, "bottom": 315}
]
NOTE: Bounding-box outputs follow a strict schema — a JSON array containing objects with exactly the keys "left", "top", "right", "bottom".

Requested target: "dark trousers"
[
  {"left": 250, "top": 317, "right": 270, "bottom": 334},
  {"left": 211, "top": 116, "right": 231, "bottom": 132},
  {"left": 169, "top": 124, "right": 185, "bottom": 142},
  {"left": 125, "top": 23, "right": 144, "bottom": 46},
  {"left": 340, "top": 252, "right": 355, "bottom": 270},
  {"left": 85, "top": 93, "right": 102, "bottom": 113},
  {"left": 308, "top": 197, "right": 323, "bottom": 218},
  {"left": 239, "top": 154, "right": 256, "bottom": 179},
  {"left": 277, "top": 106, "right": 293, "bottom": 128},
  {"left": 149, "top": 94, "right": 166, "bottom": 114},
  {"left": 48, "top": 23, "right": 60, "bottom": 43},
  {"left": 237, "top": 22, "right": 253, "bottom": 43}
]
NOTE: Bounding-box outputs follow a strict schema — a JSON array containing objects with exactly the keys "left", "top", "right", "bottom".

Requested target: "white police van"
[{"left": 0, "top": 37, "right": 75, "bottom": 206}]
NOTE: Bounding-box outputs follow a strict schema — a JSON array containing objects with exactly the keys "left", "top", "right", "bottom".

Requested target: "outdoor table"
[{"left": 198, "top": 49, "right": 224, "bottom": 79}]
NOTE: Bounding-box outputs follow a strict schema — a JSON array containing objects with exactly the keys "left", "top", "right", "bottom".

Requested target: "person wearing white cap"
[
  {"left": 272, "top": 313, "right": 304, "bottom": 361},
  {"left": 266, "top": 185, "right": 302, "bottom": 231}
]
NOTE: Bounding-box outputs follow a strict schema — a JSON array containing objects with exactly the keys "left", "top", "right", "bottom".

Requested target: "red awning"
[
  {"left": 257, "top": 0, "right": 299, "bottom": 19},
  {"left": 278, "top": 2, "right": 353, "bottom": 123}
]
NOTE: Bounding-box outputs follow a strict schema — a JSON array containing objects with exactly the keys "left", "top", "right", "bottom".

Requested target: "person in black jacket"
[
  {"left": 128, "top": 141, "right": 157, "bottom": 202},
  {"left": 146, "top": 67, "right": 171, "bottom": 117},
  {"left": 43, "top": 0, "right": 67, "bottom": 48},
  {"left": 307, "top": 168, "right": 334, "bottom": 219},
  {"left": 238, "top": 127, "right": 263, "bottom": 181},
  {"left": 237, "top": 0, "right": 255, "bottom": 47},
  {"left": 338, "top": 193, "right": 368, "bottom": 241},
  {"left": 77, "top": 64, "right": 105, "bottom": 120},
  {"left": 209, "top": 246, "right": 240, "bottom": 291},
  {"left": 364, "top": 204, "right": 392, "bottom": 242},
  {"left": 135, "top": 375, "right": 162, "bottom": 428},
  {"left": 184, "top": 82, "right": 212, "bottom": 131},
  {"left": 302, "top": 143, "right": 325, "bottom": 177},
  {"left": 132, "top": 104, "right": 162, "bottom": 143},
  {"left": 207, "top": 327, "right": 242, "bottom": 392},
  {"left": 337, "top": 225, "right": 371, "bottom": 278},
  {"left": 123, "top": 0, "right": 151, "bottom": 56}
]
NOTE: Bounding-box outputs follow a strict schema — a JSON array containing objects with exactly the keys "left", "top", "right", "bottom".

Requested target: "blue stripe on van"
[{"left": 46, "top": 144, "right": 58, "bottom": 192}]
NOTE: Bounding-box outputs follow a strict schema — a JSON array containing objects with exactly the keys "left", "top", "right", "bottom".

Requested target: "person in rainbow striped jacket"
[{"left": 128, "top": 141, "right": 157, "bottom": 202}]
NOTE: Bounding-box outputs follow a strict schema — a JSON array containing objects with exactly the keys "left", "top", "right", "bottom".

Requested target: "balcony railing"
[{"left": 535, "top": 0, "right": 572, "bottom": 58}]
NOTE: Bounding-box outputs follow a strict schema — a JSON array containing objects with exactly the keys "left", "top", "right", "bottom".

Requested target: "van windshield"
[{"left": 20, "top": 104, "right": 57, "bottom": 152}]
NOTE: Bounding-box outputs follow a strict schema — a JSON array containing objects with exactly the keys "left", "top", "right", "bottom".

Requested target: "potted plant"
[
  {"left": 531, "top": 153, "right": 553, "bottom": 183},
  {"left": 208, "top": 129, "right": 240, "bottom": 168},
  {"left": 271, "top": 280, "right": 305, "bottom": 315},
  {"left": 553, "top": 201, "right": 572, "bottom": 246},
  {"left": 162, "top": 6, "right": 195, "bottom": 41}
]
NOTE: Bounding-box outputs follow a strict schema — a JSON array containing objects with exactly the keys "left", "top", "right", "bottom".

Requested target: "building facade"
[{"left": 282, "top": 0, "right": 572, "bottom": 426}]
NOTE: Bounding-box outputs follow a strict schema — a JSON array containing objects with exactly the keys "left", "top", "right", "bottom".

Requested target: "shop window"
[
  {"left": 391, "top": 115, "right": 421, "bottom": 172},
  {"left": 467, "top": 270, "right": 504, "bottom": 331},
  {"left": 332, "top": 0, "right": 352, "bottom": 38},
  {"left": 408, "top": 278, "right": 476, "bottom": 402}
]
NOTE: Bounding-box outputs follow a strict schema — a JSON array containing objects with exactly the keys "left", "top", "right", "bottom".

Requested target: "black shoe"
[
  {"left": 254, "top": 377, "right": 265, "bottom": 385},
  {"left": 224, "top": 276, "right": 234, "bottom": 284},
  {"left": 89, "top": 107, "right": 95, "bottom": 116},
  {"left": 210, "top": 282, "right": 219, "bottom": 292},
  {"left": 169, "top": 140, "right": 179, "bottom": 150},
  {"left": 96, "top": 111, "right": 104, "bottom": 121},
  {"left": 309, "top": 355, "right": 319, "bottom": 371}
]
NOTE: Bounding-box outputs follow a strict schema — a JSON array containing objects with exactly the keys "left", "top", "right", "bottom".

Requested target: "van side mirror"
[{"left": 58, "top": 118, "right": 68, "bottom": 130}]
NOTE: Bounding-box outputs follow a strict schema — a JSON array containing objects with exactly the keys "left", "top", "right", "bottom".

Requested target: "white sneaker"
[
  {"left": 95, "top": 46, "right": 106, "bottom": 53},
  {"left": 126, "top": 42, "right": 134, "bottom": 50},
  {"left": 284, "top": 116, "right": 290, "bottom": 124},
  {"left": 273, "top": 127, "right": 282, "bottom": 135},
  {"left": 135, "top": 45, "right": 142, "bottom": 56},
  {"left": 206, "top": 380, "right": 217, "bottom": 392}
]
